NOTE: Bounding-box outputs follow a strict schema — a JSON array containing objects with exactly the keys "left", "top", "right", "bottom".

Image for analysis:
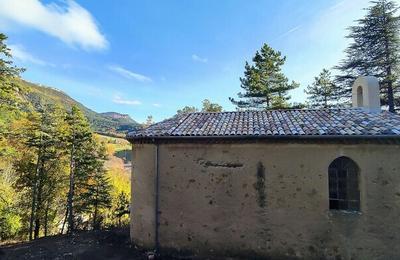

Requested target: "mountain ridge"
[{"left": 17, "top": 78, "right": 142, "bottom": 137}]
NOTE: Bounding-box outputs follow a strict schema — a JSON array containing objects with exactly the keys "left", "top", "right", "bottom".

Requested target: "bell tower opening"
[{"left": 357, "top": 86, "right": 363, "bottom": 107}]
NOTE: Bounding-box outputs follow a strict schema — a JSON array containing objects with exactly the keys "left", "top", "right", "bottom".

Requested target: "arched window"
[
  {"left": 328, "top": 157, "right": 360, "bottom": 211},
  {"left": 357, "top": 86, "right": 364, "bottom": 107}
]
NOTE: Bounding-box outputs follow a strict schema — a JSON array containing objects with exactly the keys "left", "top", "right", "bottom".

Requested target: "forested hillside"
[
  {"left": 0, "top": 33, "right": 131, "bottom": 242},
  {"left": 17, "top": 79, "right": 141, "bottom": 137}
]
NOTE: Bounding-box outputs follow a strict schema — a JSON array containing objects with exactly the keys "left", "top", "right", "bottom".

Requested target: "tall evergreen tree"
[
  {"left": 14, "top": 104, "right": 67, "bottom": 240},
  {"left": 0, "top": 33, "right": 25, "bottom": 157},
  {"left": 0, "top": 33, "right": 28, "bottom": 240},
  {"left": 0, "top": 33, "right": 25, "bottom": 109},
  {"left": 229, "top": 43, "right": 299, "bottom": 109},
  {"left": 335, "top": 0, "right": 400, "bottom": 112},
  {"left": 76, "top": 142, "right": 112, "bottom": 230},
  {"left": 64, "top": 106, "right": 93, "bottom": 234},
  {"left": 305, "top": 69, "right": 341, "bottom": 108}
]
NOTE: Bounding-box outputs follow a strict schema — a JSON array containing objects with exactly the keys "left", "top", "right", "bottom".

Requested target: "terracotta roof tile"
[{"left": 128, "top": 109, "right": 400, "bottom": 140}]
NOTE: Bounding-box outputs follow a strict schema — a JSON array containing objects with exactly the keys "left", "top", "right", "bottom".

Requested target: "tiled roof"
[{"left": 127, "top": 109, "right": 400, "bottom": 140}]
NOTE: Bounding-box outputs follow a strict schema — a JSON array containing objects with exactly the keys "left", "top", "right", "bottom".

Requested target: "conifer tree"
[
  {"left": 0, "top": 33, "right": 27, "bottom": 240},
  {"left": 64, "top": 106, "right": 93, "bottom": 233},
  {"left": 76, "top": 142, "right": 112, "bottom": 230},
  {"left": 14, "top": 104, "right": 67, "bottom": 240},
  {"left": 0, "top": 33, "right": 25, "bottom": 109},
  {"left": 87, "top": 170, "right": 112, "bottom": 229},
  {"left": 229, "top": 44, "right": 299, "bottom": 109},
  {"left": 0, "top": 33, "right": 25, "bottom": 157},
  {"left": 335, "top": 0, "right": 400, "bottom": 112},
  {"left": 305, "top": 69, "right": 341, "bottom": 108}
]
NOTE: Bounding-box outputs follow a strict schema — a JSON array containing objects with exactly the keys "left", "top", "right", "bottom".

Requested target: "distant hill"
[{"left": 17, "top": 79, "right": 142, "bottom": 137}]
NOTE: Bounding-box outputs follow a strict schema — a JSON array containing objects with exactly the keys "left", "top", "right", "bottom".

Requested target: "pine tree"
[
  {"left": 64, "top": 106, "right": 93, "bottom": 234},
  {"left": 305, "top": 69, "right": 341, "bottom": 108},
  {"left": 335, "top": 0, "right": 400, "bottom": 112},
  {"left": 35, "top": 105, "right": 68, "bottom": 238},
  {"left": 229, "top": 43, "right": 299, "bottom": 109},
  {"left": 0, "top": 33, "right": 25, "bottom": 109},
  {"left": 76, "top": 142, "right": 112, "bottom": 230},
  {"left": 0, "top": 33, "right": 25, "bottom": 158},
  {"left": 14, "top": 104, "right": 67, "bottom": 240},
  {"left": 87, "top": 169, "right": 112, "bottom": 230}
]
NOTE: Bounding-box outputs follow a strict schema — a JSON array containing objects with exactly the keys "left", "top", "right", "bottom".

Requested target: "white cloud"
[
  {"left": 192, "top": 54, "right": 208, "bottom": 63},
  {"left": 112, "top": 95, "right": 142, "bottom": 106},
  {"left": 0, "top": 0, "right": 108, "bottom": 50},
  {"left": 108, "top": 65, "right": 152, "bottom": 82},
  {"left": 9, "top": 44, "right": 54, "bottom": 66},
  {"left": 152, "top": 103, "right": 161, "bottom": 107}
]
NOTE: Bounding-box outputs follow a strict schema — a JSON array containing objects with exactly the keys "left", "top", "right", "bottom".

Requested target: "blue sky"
[{"left": 0, "top": 0, "right": 373, "bottom": 123}]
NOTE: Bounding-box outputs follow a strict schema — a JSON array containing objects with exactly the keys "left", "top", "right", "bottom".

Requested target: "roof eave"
[{"left": 126, "top": 134, "right": 400, "bottom": 143}]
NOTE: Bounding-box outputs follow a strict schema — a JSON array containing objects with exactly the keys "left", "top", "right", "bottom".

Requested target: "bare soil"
[
  {"left": 0, "top": 228, "right": 146, "bottom": 260},
  {"left": 0, "top": 228, "right": 245, "bottom": 260}
]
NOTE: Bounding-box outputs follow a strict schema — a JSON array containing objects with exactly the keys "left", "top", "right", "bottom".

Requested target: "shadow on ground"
[
  {"left": 0, "top": 228, "right": 145, "bottom": 260},
  {"left": 0, "top": 228, "right": 245, "bottom": 260}
]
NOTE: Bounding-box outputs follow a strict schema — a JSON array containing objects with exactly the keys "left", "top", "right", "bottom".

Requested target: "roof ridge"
[
  {"left": 166, "top": 113, "right": 192, "bottom": 135},
  {"left": 127, "top": 108, "right": 400, "bottom": 140},
  {"left": 187, "top": 108, "right": 356, "bottom": 115}
]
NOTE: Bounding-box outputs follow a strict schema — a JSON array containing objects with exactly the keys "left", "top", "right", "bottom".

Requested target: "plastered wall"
[{"left": 131, "top": 142, "right": 400, "bottom": 259}]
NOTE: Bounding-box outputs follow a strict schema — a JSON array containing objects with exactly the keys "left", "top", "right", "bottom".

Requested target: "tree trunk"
[
  {"left": 67, "top": 146, "right": 75, "bottom": 234},
  {"left": 384, "top": 12, "right": 395, "bottom": 113},
  {"left": 93, "top": 187, "right": 99, "bottom": 230},
  {"left": 34, "top": 159, "right": 44, "bottom": 239},
  {"left": 29, "top": 145, "right": 42, "bottom": 241},
  {"left": 387, "top": 73, "right": 395, "bottom": 113},
  {"left": 93, "top": 203, "right": 98, "bottom": 230},
  {"left": 387, "top": 83, "right": 394, "bottom": 112},
  {"left": 67, "top": 134, "right": 76, "bottom": 234},
  {"left": 60, "top": 207, "right": 68, "bottom": 234},
  {"left": 29, "top": 179, "right": 37, "bottom": 241},
  {"left": 33, "top": 189, "right": 41, "bottom": 239},
  {"left": 44, "top": 200, "right": 49, "bottom": 237}
]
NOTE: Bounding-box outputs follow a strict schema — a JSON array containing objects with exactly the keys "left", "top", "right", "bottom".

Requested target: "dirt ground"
[
  {"left": 0, "top": 228, "right": 242, "bottom": 260},
  {"left": 0, "top": 228, "right": 153, "bottom": 260}
]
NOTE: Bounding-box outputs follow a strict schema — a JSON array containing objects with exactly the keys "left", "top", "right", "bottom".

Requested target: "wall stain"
[
  {"left": 253, "top": 162, "right": 266, "bottom": 208},
  {"left": 307, "top": 188, "right": 317, "bottom": 197},
  {"left": 197, "top": 159, "right": 243, "bottom": 168}
]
